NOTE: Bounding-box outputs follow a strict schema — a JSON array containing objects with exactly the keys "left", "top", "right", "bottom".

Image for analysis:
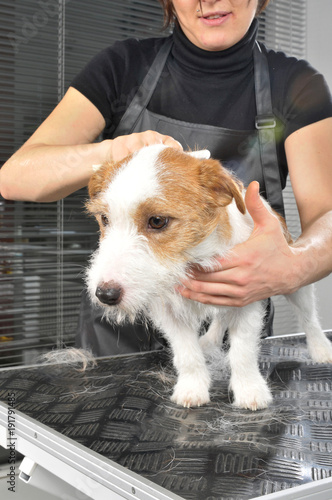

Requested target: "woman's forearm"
[
  {"left": 0, "top": 140, "right": 109, "bottom": 202},
  {"left": 0, "top": 131, "right": 182, "bottom": 202},
  {"left": 292, "top": 210, "right": 332, "bottom": 288}
]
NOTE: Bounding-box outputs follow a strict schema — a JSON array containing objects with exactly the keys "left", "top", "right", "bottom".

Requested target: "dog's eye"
[
  {"left": 101, "top": 214, "right": 109, "bottom": 227},
  {"left": 148, "top": 216, "right": 169, "bottom": 230}
]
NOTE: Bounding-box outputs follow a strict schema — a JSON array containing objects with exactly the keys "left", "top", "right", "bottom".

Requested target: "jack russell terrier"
[{"left": 86, "top": 144, "right": 332, "bottom": 410}]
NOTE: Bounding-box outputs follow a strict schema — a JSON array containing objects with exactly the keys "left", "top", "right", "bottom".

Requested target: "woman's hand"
[
  {"left": 178, "top": 181, "right": 302, "bottom": 307},
  {"left": 180, "top": 118, "right": 332, "bottom": 308},
  {"left": 104, "top": 131, "right": 183, "bottom": 163}
]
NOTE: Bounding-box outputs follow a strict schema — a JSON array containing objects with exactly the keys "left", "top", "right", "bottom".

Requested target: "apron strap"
[
  {"left": 114, "top": 37, "right": 173, "bottom": 137},
  {"left": 254, "top": 41, "right": 285, "bottom": 217}
]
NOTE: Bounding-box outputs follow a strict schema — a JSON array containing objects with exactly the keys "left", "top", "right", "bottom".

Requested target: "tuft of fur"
[{"left": 39, "top": 348, "right": 96, "bottom": 371}]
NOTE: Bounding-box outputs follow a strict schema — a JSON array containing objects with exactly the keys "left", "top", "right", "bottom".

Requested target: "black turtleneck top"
[{"left": 71, "top": 20, "right": 332, "bottom": 158}]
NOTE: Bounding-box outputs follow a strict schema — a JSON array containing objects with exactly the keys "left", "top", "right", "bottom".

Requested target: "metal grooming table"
[{"left": 0, "top": 333, "right": 332, "bottom": 500}]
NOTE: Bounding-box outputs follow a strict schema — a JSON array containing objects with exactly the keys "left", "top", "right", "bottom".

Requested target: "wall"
[
  {"left": 307, "top": 0, "right": 332, "bottom": 86},
  {"left": 306, "top": 0, "right": 332, "bottom": 329}
]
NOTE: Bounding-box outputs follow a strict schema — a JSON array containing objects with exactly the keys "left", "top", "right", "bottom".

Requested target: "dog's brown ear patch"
[
  {"left": 199, "top": 159, "right": 246, "bottom": 214},
  {"left": 88, "top": 164, "right": 109, "bottom": 199}
]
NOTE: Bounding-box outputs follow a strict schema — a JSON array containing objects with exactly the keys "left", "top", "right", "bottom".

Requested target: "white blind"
[
  {"left": 0, "top": 0, "right": 307, "bottom": 367},
  {"left": 258, "top": 0, "right": 306, "bottom": 58}
]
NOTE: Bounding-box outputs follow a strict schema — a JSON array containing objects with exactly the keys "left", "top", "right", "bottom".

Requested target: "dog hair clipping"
[
  {"left": 92, "top": 163, "right": 102, "bottom": 173},
  {"left": 187, "top": 150, "right": 211, "bottom": 160}
]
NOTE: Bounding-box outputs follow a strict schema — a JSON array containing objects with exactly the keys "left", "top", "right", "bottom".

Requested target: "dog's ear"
[
  {"left": 88, "top": 164, "right": 108, "bottom": 199},
  {"left": 199, "top": 159, "right": 246, "bottom": 214}
]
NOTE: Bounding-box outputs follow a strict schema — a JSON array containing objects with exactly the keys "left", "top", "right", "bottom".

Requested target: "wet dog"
[{"left": 86, "top": 144, "right": 332, "bottom": 410}]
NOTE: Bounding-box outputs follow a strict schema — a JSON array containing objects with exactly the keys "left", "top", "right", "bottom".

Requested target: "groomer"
[{"left": 1, "top": 0, "right": 332, "bottom": 355}]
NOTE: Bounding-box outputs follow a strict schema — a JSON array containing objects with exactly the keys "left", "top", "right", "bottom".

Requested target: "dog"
[{"left": 86, "top": 144, "right": 332, "bottom": 410}]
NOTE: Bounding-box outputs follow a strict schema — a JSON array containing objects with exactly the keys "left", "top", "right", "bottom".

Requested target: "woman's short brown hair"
[
  {"left": 158, "top": 0, "right": 271, "bottom": 29},
  {"left": 257, "top": 0, "right": 271, "bottom": 15}
]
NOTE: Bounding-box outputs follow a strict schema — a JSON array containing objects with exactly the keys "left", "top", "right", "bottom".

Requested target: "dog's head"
[{"left": 86, "top": 145, "right": 245, "bottom": 321}]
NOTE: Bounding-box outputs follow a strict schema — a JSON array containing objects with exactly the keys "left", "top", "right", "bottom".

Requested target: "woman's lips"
[{"left": 199, "top": 11, "right": 232, "bottom": 26}]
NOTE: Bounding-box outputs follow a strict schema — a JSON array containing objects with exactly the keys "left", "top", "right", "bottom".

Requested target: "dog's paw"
[
  {"left": 232, "top": 388, "right": 273, "bottom": 411},
  {"left": 171, "top": 379, "right": 210, "bottom": 408},
  {"left": 231, "top": 380, "right": 273, "bottom": 411},
  {"left": 308, "top": 337, "right": 332, "bottom": 364}
]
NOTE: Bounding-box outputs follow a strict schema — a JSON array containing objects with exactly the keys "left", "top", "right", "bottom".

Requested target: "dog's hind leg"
[
  {"left": 199, "top": 316, "right": 226, "bottom": 353},
  {"left": 286, "top": 285, "right": 332, "bottom": 363},
  {"left": 154, "top": 312, "right": 211, "bottom": 408},
  {"left": 227, "top": 302, "right": 273, "bottom": 411}
]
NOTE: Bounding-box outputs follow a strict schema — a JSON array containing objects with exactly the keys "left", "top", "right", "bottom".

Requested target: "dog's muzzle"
[{"left": 95, "top": 281, "right": 123, "bottom": 306}]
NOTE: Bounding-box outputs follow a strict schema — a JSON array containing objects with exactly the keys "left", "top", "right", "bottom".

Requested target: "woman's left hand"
[{"left": 178, "top": 181, "right": 302, "bottom": 307}]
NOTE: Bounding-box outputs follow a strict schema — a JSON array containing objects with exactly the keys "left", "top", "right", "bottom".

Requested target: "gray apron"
[{"left": 77, "top": 38, "right": 283, "bottom": 355}]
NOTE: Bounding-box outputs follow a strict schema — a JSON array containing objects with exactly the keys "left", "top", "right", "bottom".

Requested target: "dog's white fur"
[{"left": 86, "top": 144, "right": 332, "bottom": 410}]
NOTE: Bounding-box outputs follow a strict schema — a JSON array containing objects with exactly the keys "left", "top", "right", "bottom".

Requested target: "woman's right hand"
[{"left": 103, "top": 130, "right": 182, "bottom": 164}]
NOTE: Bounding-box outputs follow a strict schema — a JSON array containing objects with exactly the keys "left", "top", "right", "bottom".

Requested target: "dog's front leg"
[
  {"left": 155, "top": 312, "right": 211, "bottom": 408},
  {"left": 228, "top": 303, "right": 273, "bottom": 411}
]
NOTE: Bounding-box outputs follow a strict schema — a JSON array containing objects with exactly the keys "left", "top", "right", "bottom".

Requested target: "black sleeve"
[
  {"left": 268, "top": 49, "right": 332, "bottom": 139},
  {"left": 284, "top": 65, "right": 332, "bottom": 138},
  {"left": 70, "top": 37, "right": 164, "bottom": 134},
  {"left": 71, "top": 46, "right": 119, "bottom": 129}
]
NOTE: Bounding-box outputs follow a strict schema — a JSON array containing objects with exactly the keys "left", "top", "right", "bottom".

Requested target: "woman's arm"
[
  {"left": 178, "top": 118, "right": 332, "bottom": 306},
  {"left": 285, "top": 117, "right": 332, "bottom": 284},
  {"left": 0, "top": 87, "right": 181, "bottom": 202},
  {"left": 0, "top": 87, "right": 106, "bottom": 201}
]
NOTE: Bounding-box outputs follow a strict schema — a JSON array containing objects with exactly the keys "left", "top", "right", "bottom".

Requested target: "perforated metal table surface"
[{"left": 0, "top": 333, "right": 332, "bottom": 500}]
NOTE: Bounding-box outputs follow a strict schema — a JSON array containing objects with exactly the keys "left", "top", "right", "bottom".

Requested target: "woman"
[{"left": 1, "top": 0, "right": 332, "bottom": 354}]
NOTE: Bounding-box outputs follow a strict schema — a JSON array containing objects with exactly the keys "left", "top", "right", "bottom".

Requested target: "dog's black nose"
[{"left": 96, "top": 282, "right": 123, "bottom": 306}]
